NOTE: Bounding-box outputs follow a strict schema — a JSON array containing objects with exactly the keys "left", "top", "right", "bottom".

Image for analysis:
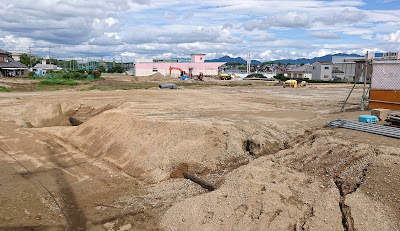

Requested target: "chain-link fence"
[{"left": 371, "top": 60, "right": 400, "bottom": 91}]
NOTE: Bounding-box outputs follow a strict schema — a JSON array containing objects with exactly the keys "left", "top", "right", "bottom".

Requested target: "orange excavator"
[{"left": 169, "top": 66, "right": 184, "bottom": 77}]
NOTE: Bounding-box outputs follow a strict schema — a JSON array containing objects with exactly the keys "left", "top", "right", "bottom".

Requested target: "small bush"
[
  {"left": 274, "top": 73, "right": 289, "bottom": 81},
  {"left": 247, "top": 73, "right": 265, "bottom": 78},
  {"left": 62, "top": 71, "right": 87, "bottom": 80}
]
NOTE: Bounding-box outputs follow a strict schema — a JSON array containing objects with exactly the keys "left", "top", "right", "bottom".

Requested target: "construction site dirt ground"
[{"left": 0, "top": 75, "right": 399, "bottom": 231}]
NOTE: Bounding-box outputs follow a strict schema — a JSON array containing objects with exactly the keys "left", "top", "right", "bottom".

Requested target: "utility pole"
[
  {"left": 247, "top": 53, "right": 251, "bottom": 75},
  {"left": 27, "top": 45, "right": 32, "bottom": 69},
  {"left": 48, "top": 47, "right": 51, "bottom": 64}
]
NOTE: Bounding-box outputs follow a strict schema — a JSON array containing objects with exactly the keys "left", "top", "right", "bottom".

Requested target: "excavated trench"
[
  {"left": 170, "top": 137, "right": 289, "bottom": 180},
  {"left": 18, "top": 103, "right": 116, "bottom": 128}
]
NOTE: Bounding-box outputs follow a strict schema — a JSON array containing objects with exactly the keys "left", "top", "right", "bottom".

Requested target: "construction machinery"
[
  {"left": 195, "top": 72, "right": 204, "bottom": 81},
  {"left": 284, "top": 78, "right": 306, "bottom": 88},
  {"left": 218, "top": 73, "right": 232, "bottom": 80},
  {"left": 169, "top": 66, "right": 184, "bottom": 77}
]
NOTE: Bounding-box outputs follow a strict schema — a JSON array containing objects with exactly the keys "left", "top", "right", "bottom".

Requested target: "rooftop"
[
  {"left": 0, "top": 48, "right": 11, "bottom": 55},
  {"left": 287, "top": 65, "right": 312, "bottom": 73},
  {"left": 0, "top": 57, "right": 28, "bottom": 69}
]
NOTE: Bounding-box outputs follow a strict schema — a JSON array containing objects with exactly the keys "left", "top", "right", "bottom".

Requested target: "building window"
[
  {"left": 324, "top": 67, "right": 329, "bottom": 69},
  {"left": 313, "top": 67, "right": 315, "bottom": 70},
  {"left": 299, "top": 74, "right": 302, "bottom": 77},
  {"left": 324, "top": 75, "right": 329, "bottom": 78},
  {"left": 152, "top": 68, "right": 158, "bottom": 72}
]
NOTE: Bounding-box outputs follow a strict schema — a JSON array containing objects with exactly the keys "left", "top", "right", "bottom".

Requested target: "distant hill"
[
  {"left": 206, "top": 55, "right": 261, "bottom": 64},
  {"left": 270, "top": 53, "right": 363, "bottom": 65}
]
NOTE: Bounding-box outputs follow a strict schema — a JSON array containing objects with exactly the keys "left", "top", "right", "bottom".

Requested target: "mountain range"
[
  {"left": 206, "top": 53, "right": 365, "bottom": 65},
  {"left": 205, "top": 56, "right": 261, "bottom": 64}
]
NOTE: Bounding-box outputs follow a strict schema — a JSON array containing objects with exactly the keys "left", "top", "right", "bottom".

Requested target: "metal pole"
[
  {"left": 361, "top": 52, "right": 368, "bottom": 111},
  {"left": 341, "top": 64, "right": 364, "bottom": 112}
]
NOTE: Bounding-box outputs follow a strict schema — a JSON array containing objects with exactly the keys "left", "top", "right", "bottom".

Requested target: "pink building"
[{"left": 135, "top": 54, "right": 225, "bottom": 77}]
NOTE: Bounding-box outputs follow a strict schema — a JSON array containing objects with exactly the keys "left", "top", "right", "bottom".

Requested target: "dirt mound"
[
  {"left": 161, "top": 129, "right": 400, "bottom": 230},
  {"left": 42, "top": 108, "right": 294, "bottom": 184},
  {"left": 134, "top": 73, "right": 173, "bottom": 82},
  {"left": 268, "top": 129, "right": 400, "bottom": 229},
  {"left": 160, "top": 158, "right": 343, "bottom": 231}
]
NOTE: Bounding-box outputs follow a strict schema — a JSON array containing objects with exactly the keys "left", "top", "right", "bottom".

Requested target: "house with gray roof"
[
  {"left": 287, "top": 65, "right": 312, "bottom": 79},
  {"left": 32, "top": 60, "right": 62, "bottom": 76},
  {"left": 0, "top": 48, "right": 28, "bottom": 77}
]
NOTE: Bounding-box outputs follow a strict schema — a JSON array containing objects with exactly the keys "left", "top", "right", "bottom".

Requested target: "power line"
[{"left": 0, "top": 145, "right": 72, "bottom": 225}]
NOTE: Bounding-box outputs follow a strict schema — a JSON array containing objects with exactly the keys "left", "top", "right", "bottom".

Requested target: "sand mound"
[
  {"left": 43, "top": 108, "right": 293, "bottom": 184},
  {"left": 160, "top": 158, "right": 343, "bottom": 231},
  {"left": 134, "top": 73, "right": 174, "bottom": 82}
]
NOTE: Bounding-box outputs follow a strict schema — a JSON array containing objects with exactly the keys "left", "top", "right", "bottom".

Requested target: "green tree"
[
  {"left": 46, "top": 58, "right": 58, "bottom": 65},
  {"left": 275, "top": 73, "right": 287, "bottom": 80},
  {"left": 300, "top": 63, "right": 304, "bottom": 66},
  {"left": 108, "top": 64, "right": 124, "bottom": 73},
  {"left": 18, "top": 54, "right": 40, "bottom": 68},
  {"left": 98, "top": 65, "right": 106, "bottom": 73},
  {"left": 18, "top": 53, "right": 31, "bottom": 67}
]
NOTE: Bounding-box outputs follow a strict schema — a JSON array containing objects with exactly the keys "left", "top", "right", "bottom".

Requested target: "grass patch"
[
  {"left": 86, "top": 82, "right": 159, "bottom": 91},
  {"left": 0, "top": 86, "right": 11, "bottom": 92},
  {"left": 38, "top": 79, "right": 79, "bottom": 86},
  {"left": 176, "top": 82, "right": 208, "bottom": 87},
  {"left": 231, "top": 83, "right": 252, "bottom": 87}
]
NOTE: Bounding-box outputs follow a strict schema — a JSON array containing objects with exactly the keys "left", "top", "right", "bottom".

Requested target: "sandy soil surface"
[{"left": 0, "top": 75, "right": 399, "bottom": 230}]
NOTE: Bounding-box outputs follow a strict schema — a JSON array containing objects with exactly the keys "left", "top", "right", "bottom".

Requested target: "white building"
[
  {"left": 382, "top": 51, "right": 400, "bottom": 60},
  {"left": 332, "top": 56, "right": 363, "bottom": 80},
  {"left": 135, "top": 54, "right": 225, "bottom": 77},
  {"left": 11, "top": 52, "right": 24, "bottom": 62},
  {"left": 311, "top": 61, "right": 333, "bottom": 81}
]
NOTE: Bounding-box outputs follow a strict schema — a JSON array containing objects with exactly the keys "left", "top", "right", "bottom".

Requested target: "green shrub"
[
  {"left": 0, "top": 86, "right": 11, "bottom": 92},
  {"left": 274, "top": 73, "right": 289, "bottom": 81},
  {"left": 38, "top": 79, "right": 79, "bottom": 86},
  {"left": 62, "top": 71, "right": 87, "bottom": 80}
]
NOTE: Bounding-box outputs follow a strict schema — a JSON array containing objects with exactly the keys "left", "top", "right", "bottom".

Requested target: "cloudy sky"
[{"left": 1, "top": 0, "right": 400, "bottom": 61}]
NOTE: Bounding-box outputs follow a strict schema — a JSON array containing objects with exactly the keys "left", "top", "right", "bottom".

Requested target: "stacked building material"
[
  {"left": 386, "top": 112, "right": 400, "bottom": 126},
  {"left": 326, "top": 119, "right": 400, "bottom": 139}
]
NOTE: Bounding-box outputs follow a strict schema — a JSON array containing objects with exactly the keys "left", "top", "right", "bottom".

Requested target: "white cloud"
[
  {"left": 243, "top": 12, "right": 310, "bottom": 31},
  {"left": 106, "top": 17, "right": 118, "bottom": 26},
  {"left": 377, "top": 30, "right": 400, "bottom": 42},
  {"left": 310, "top": 32, "right": 342, "bottom": 39},
  {"left": 250, "top": 34, "right": 277, "bottom": 41},
  {"left": 1, "top": 0, "right": 400, "bottom": 61}
]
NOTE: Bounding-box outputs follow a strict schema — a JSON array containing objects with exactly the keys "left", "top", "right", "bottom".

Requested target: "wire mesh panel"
[{"left": 371, "top": 60, "right": 400, "bottom": 90}]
